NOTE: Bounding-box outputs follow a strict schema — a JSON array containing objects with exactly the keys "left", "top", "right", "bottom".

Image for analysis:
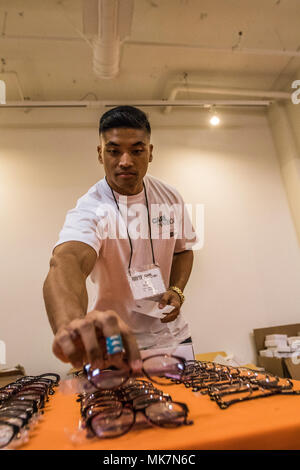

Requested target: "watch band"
[{"left": 168, "top": 286, "right": 185, "bottom": 305}]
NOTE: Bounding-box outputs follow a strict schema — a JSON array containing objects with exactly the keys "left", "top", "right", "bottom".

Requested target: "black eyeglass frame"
[
  {"left": 86, "top": 399, "right": 192, "bottom": 439},
  {"left": 83, "top": 354, "right": 186, "bottom": 391}
]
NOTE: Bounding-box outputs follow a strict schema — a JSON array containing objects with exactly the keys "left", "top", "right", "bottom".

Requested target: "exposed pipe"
[
  {"left": 83, "top": 0, "right": 134, "bottom": 79},
  {"left": 163, "top": 85, "right": 291, "bottom": 114},
  {"left": 0, "top": 99, "right": 271, "bottom": 109},
  {"left": 126, "top": 40, "right": 300, "bottom": 58},
  {"left": 1, "top": 33, "right": 300, "bottom": 61},
  {"left": 0, "top": 34, "right": 86, "bottom": 42}
]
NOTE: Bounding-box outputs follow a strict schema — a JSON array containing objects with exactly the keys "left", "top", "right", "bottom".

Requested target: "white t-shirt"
[{"left": 54, "top": 174, "right": 196, "bottom": 349}]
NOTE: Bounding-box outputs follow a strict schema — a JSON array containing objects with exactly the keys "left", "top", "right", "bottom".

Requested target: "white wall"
[
  {"left": 1, "top": 107, "right": 300, "bottom": 377},
  {"left": 268, "top": 102, "right": 300, "bottom": 244}
]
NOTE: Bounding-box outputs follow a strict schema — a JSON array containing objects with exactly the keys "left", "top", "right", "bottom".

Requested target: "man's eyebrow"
[
  {"left": 105, "top": 141, "right": 146, "bottom": 147},
  {"left": 105, "top": 141, "right": 120, "bottom": 147},
  {"left": 132, "top": 141, "right": 146, "bottom": 147}
]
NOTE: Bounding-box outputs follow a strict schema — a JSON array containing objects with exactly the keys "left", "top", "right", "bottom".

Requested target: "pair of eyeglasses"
[
  {"left": 0, "top": 404, "right": 38, "bottom": 449},
  {"left": 79, "top": 379, "right": 192, "bottom": 439},
  {"left": 215, "top": 385, "right": 300, "bottom": 409},
  {"left": 0, "top": 404, "right": 39, "bottom": 449},
  {"left": 83, "top": 354, "right": 186, "bottom": 391},
  {"left": 0, "top": 419, "right": 23, "bottom": 449},
  {"left": 183, "top": 372, "right": 235, "bottom": 392},
  {"left": 0, "top": 372, "right": 60, "bottom": 449},
  {"left": 85, "top": 400, "right": 192, "bottom": 439},
  {"left": 1, "top": 373, "right": 60, "bottom": 402},
  {"left": 79, "top": 380, "right": 169, "bottom": 419},
  {"left": 180, "top": 360, "right": 300, "bottom": 409}
]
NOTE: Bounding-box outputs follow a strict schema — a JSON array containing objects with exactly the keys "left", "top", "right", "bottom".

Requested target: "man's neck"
[{"left": 105, "top": 177, "right": 144, "bottom": 196}]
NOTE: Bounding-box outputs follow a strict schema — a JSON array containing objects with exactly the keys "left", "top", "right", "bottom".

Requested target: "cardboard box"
[
  {"left": 0, "top": 365, "right": 26, "bottom": 387},
  {"left": 285, "top": 357, "right": 300, "bottom": 380},
  {"left": 253, "top": 323, "right": 300, "bottom": 378}
]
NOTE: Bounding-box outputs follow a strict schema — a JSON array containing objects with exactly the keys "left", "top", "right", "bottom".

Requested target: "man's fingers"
[
  {"left": 54, "top": 329, "right": 83, "bottom": 368},
  {"left": 158, "top": 292, "right": 171, "bottom": 308},
  {"left": 119, "top": 323, "right": 142, "bottom": 374},
  {"left": 161, "top": 314, "right": 178, "bottom": 323},
  {"left": 160, "top": 308, "right": 180, "bottom": 323},
  {"left": 99, "top": 310, "right": 141, "bottom": 372},
  {"left": 93, "top": 310, "right": 128, "bottom": 369},
  {"left": 53, "top": 309, "right": 142, "bottom": 373},
  {"left": 73, "top": 318, "right": 104, "bottom": 369},
  {"left": 52, "top": 340, "right": 69, "bottom": 363}
]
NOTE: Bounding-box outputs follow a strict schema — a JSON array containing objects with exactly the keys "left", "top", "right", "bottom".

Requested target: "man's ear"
[
  {"left": 97, "top": 145, "right": 103, "bottom": 164},
  {"left": 149, "top": 144, "right": 153, "bottom": 163}
]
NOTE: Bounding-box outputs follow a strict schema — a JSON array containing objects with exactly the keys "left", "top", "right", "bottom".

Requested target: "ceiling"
[{"left": 0, "top": 0, "right": 300, "bottom": 102}]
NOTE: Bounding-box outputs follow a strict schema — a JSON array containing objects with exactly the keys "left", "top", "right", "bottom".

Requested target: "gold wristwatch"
[{"left": 168, "top": 286, "right": 185, "bottom": 306}]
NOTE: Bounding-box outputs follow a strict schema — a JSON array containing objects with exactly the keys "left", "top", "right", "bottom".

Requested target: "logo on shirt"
[
  {"left": 96, "top": 199, "right": 204, "bottom": 249},
  {"left": 152, "top": 215, "right": 175, "bottom": 227}
]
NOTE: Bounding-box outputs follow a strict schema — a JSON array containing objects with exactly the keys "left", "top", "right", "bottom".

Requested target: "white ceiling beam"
[{"left": 0, "top": 99, "right": 271, "bottom": 109}]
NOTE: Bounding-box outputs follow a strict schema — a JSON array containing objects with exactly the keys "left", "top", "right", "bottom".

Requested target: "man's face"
[{"left": 97, "top": 127, "right": 153, "bottom": 195}]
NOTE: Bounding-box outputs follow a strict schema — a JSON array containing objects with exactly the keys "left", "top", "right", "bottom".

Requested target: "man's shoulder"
[
  {"left": 145, "top": 174, "right": 184, "bottom": 202},
  {"left": 75, "top": 178, "right": 107, "bottom": 208}
]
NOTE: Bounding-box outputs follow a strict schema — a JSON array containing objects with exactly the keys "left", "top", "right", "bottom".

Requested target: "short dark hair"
[{"left": 99, "top": 105, "right": 151, "bottom": 136}]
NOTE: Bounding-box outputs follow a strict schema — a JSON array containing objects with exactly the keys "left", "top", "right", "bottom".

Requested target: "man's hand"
[
  {"left": 158, "top": 290, "right": 181, "bottom": 323},
  {"left": 52, "top": 309, "right": 142, "bottom": 373}
]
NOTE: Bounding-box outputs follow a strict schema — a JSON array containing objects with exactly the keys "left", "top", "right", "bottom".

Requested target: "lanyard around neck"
[{"left": 106, "top": 177, "right": 156, "bottom": 270}]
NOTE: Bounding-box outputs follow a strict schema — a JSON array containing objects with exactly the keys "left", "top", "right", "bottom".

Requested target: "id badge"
[{"left": 127, "top": 264, "right": 166, "bottom": 300}]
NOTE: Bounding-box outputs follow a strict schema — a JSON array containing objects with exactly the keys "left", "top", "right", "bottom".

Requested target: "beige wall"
[
  {"left": 268, "top": 101, "right": 300, "bottom": 245},
  {"left": 1, "top": 106, "right": 300, "bottom": 377}
]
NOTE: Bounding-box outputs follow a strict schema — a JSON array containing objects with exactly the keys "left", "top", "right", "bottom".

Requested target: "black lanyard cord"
[
  {"left": 106, "top": 178, "right": 155, "bottom": 270},
  {"left": 143, "top": 181, "right": 156, "bottom": 267}
]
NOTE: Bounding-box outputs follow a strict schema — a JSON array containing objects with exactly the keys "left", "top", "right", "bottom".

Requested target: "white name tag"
[
  {"left": 133, "top": 299, "right": 175, "bottom": 318},
  {"left": 127, "top": 265, "right": 166, "bottom": 300}
]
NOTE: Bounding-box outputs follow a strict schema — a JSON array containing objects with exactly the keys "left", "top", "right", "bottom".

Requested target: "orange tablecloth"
[{"left": 20, "top": 380, "right": 300, "bottom": 450}]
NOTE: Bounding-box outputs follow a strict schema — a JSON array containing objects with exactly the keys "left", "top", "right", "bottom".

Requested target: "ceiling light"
[
  {"left": 208, "top": 106, "right": 220, "bottom": 126},
  {"left": 210, "top": 114, "right": 220, "bottom": 126}
]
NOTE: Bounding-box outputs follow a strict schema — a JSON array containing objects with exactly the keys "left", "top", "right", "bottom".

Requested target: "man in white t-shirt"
[{"left": 43, "top": 106, "right": 195, "bottom": 373}]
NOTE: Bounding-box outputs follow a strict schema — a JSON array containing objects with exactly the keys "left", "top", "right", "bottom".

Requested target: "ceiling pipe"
[
  {"left": 126, "top": 40, "right": 300, "bottom": 58},
  {"left": 82, "top": 0, "right": 134, "bottom": 79},
  {"left": 163, "top": 85, "right": 291, "bottom": 113},
  {"left": 0, "top": 99, "right": 271, "bottom": 109},
  {"left": 1, "top": 33, "right": 300, "bottom": 60}
]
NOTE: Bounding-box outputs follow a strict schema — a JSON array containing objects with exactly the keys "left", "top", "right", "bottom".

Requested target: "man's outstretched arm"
[{"left": 43, "top": 241, "right": 141, "bottom": 371}]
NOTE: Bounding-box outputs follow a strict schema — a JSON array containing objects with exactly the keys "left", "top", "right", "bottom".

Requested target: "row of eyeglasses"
[
  {"left": 0, "top": 373, "right": 60, "bottom": 449},
  {"left": 170, "top": 360, "right": 300, "bottom": 409},
  {"left": 77, "top": 378, "right": 193, "bottom": 439}
]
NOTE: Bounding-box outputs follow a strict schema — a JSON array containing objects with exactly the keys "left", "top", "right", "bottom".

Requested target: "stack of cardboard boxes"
[
  {"left": 253, "top": 323, "right": 300, "bottom": 379},
  {"left": 260, "top": 334, "right": 300, "bottom": 358}
]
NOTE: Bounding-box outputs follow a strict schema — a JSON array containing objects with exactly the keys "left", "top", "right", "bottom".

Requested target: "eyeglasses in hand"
[{"left": 83, "top": 354, "right": 186, "bottom": 390}]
